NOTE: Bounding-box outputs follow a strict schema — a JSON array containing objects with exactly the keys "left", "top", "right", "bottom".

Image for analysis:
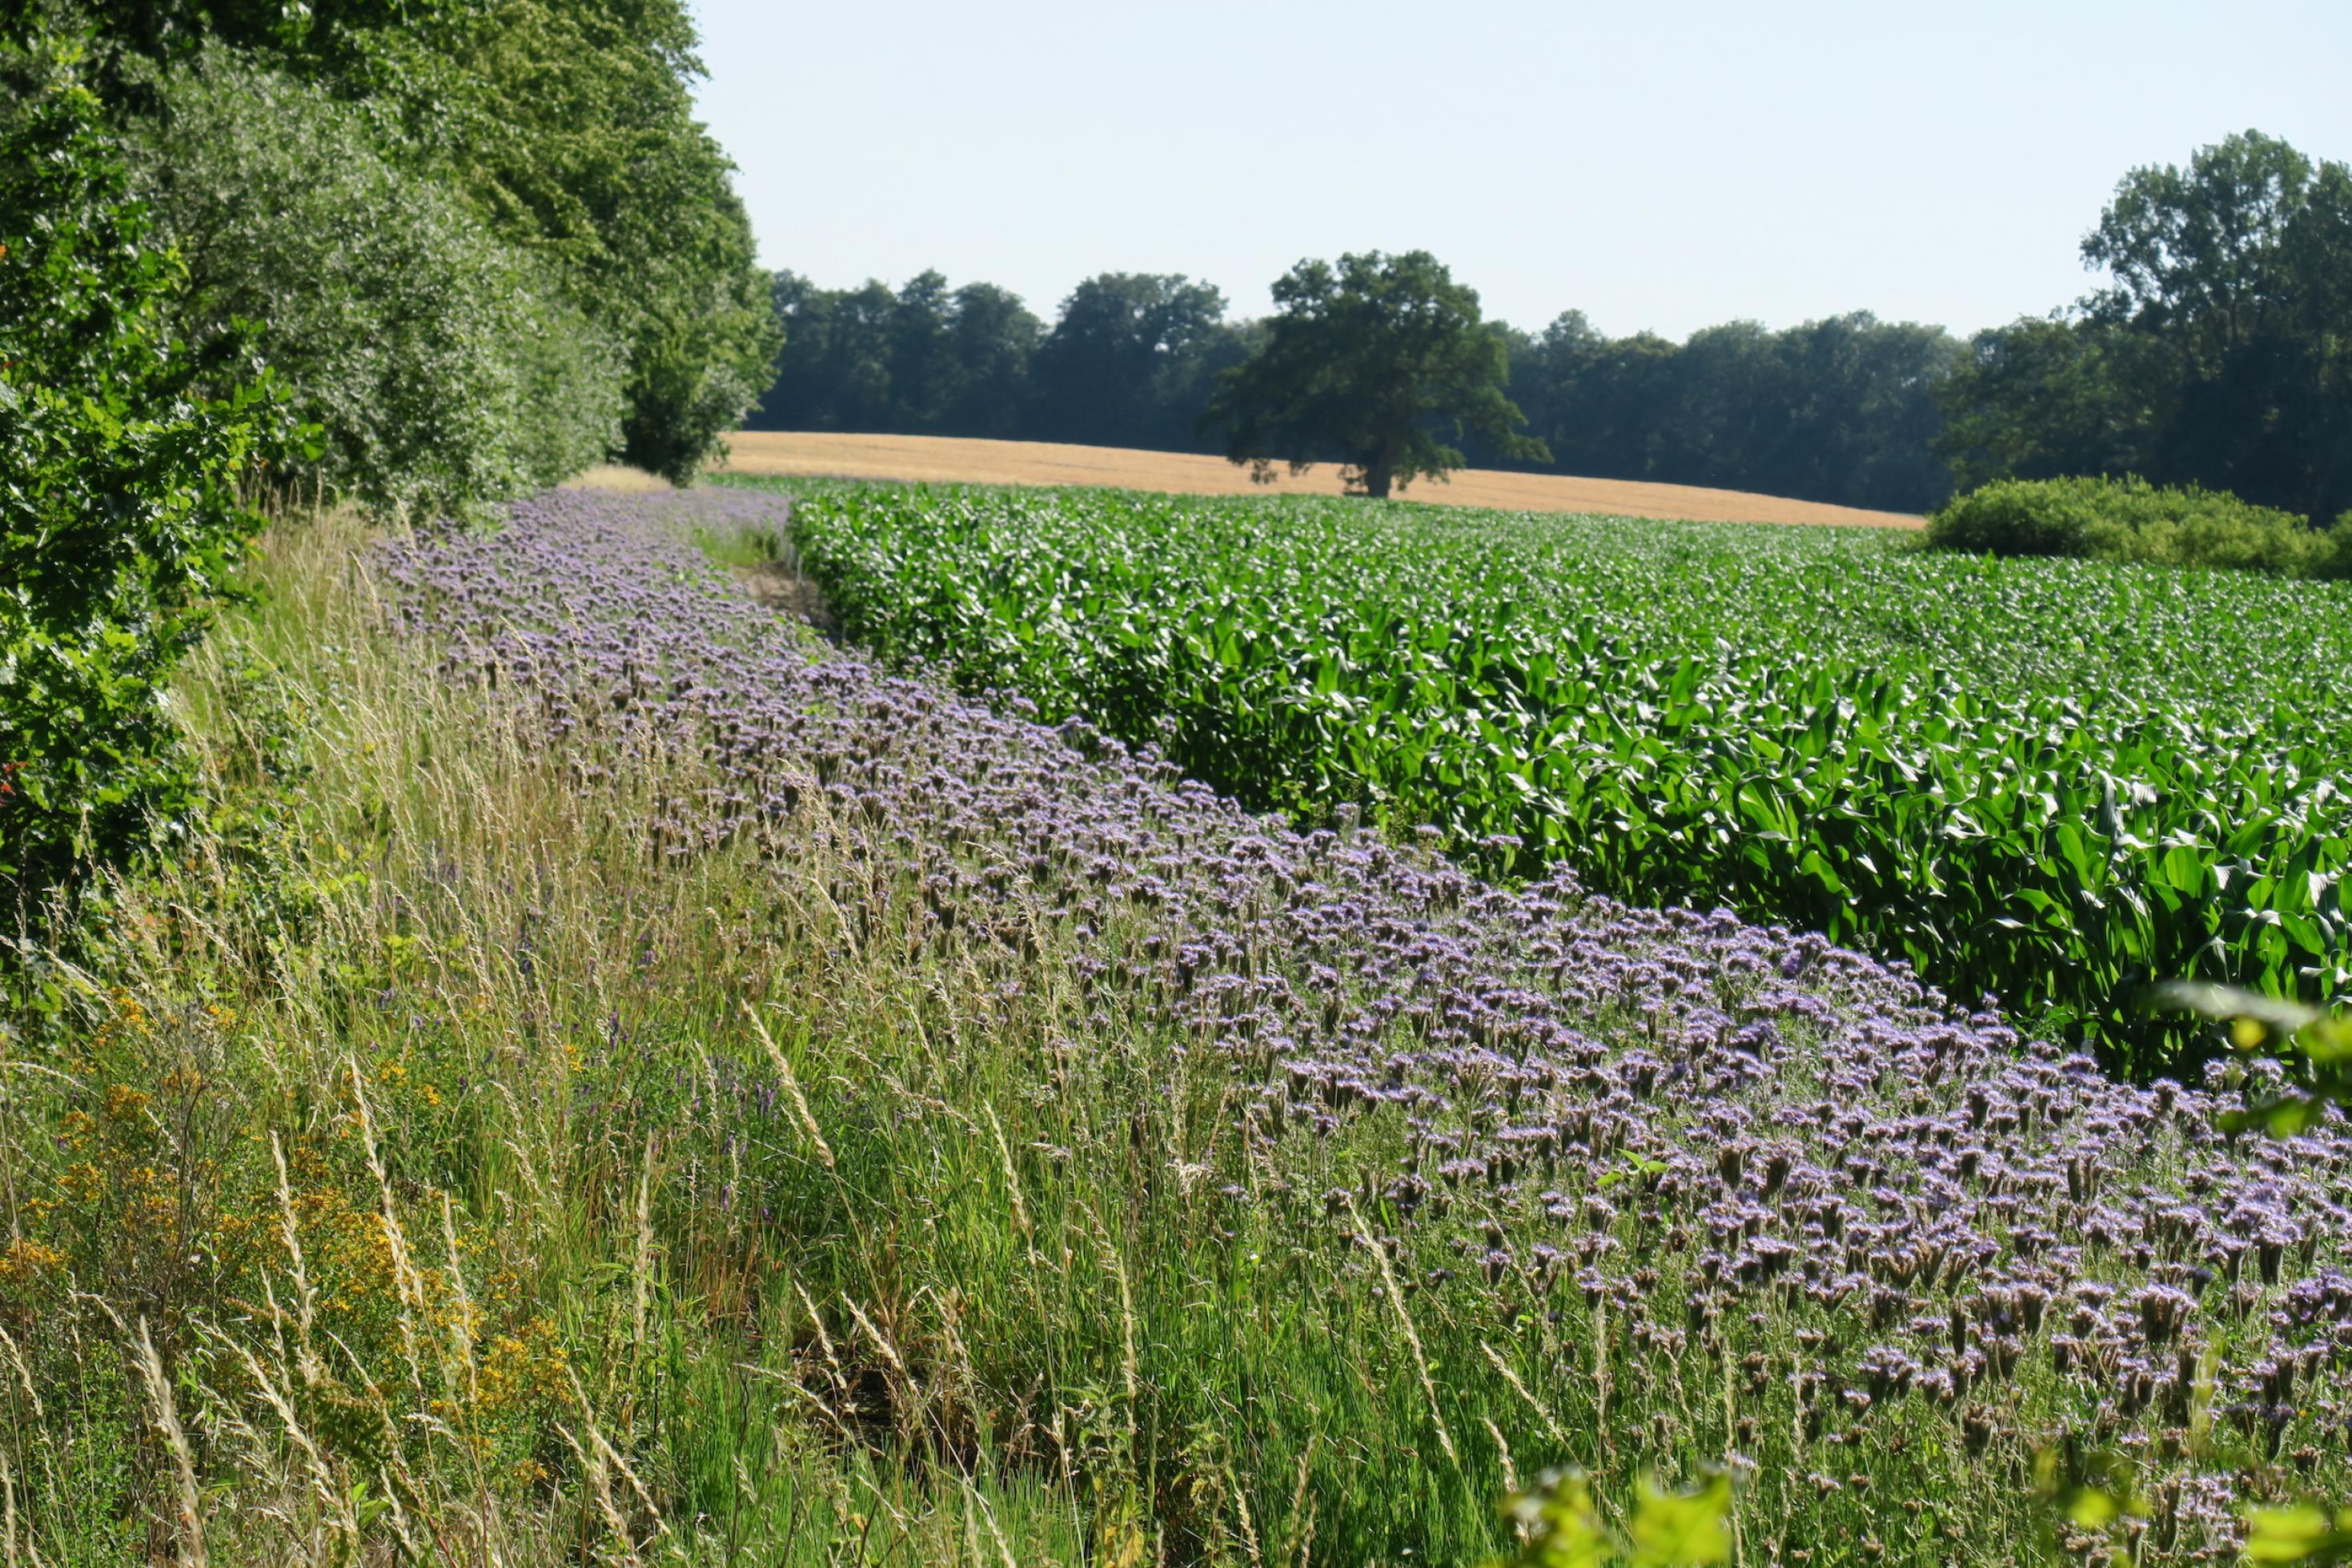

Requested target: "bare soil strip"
[{"left": 716, "top": 431, "right": 1925, "bottom": 530}]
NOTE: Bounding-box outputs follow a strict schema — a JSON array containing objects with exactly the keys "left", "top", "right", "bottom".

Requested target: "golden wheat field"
[{"left": 713, "top": 431, "right": 1926, "bottom": 527}]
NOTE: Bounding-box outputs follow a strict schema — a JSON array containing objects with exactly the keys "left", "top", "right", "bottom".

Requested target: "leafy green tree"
[
  {"left": 1933, "top": 316, "right": 2165, "bottom": 491},
  {"left": 2085, "top": 130, "right": 2318, "bottom": 362},
  {"left": 944, "top": 280, "right": 1042, "bottom": 438},
  {"left": 757, "top": 272, "right": 899, "bottom": 431},
  {"left": 134, "top": 49, "right": 623, "bottom": 515},
  {"left": 1030, "top": 272, "right": 1235, "bottom": 451},
  {"left": 36, "top": 0, "right": 779, "bottom": 487},
  {"left": 1, "top": 33, "right": 273, "bottom": 902},
  {"left": 1506, "top": 310, "right": 1957, "bottom": 511},
  {"left": 1508, "top": 313, "right": 1680, "bottom": 481},
  {"left": 882, "top": 270, "right": 971, "bottom": 434},
  {"left": 2, "top": 0, "right": 483, "bottom": 97},
  {"left": 753, "top": 271, "right": 1043, "bottom": 439},
  {"left": 1948, "top": 131, "right": 2352, "bottom": 523},
  {"left": 1205, "top": 251, "right": 1547, "bottom": 499},
  {"left": 447, "top": 0, "right": 776, "bottom": 483},
  {"left": 1764, "top": 313, "right": 1959, "bottom": 508},
  {"left": 2084, "top": 130, "right": 2352, "bottom": 519}
]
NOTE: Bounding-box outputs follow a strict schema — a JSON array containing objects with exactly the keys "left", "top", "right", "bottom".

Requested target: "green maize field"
[{"left": 742, "top": 478, "right": 2352, "bottom": 1073}]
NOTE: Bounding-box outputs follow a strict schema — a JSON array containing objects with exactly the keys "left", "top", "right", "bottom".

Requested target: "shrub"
[
  {"left": 130, "top": 50, "right": 624, "bottom": 517},
  {"left": 1926, "top": 474, "right": 2335, "bottom": 575},
  {"left": 0, "top": 35, "right": 271, "bottom": 905}
]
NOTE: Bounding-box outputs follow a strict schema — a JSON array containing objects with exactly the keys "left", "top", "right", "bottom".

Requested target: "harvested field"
[{"left": 717, "top": 430, "right": 1926, "bottom": 528}]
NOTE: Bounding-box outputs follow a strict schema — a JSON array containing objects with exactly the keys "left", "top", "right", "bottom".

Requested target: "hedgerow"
[
  {"left": 1926, "top": 475, "right": 2352, "bottom": 578},
  {"left": 131, "top": 49, "right": 625, "bottom": 519},
  {"left": 0, "top": 34, "right": 275, "bottom": 906}
]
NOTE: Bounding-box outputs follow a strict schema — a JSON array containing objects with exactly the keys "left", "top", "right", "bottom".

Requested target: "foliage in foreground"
[
  {"left": 130, "top": 46, "right": 624, "bottom": 517},
  {"left": 128, "top": 46, "right": 620, "bottom": 517},
  {"left": 10, "top": 491, "right": 2342, "bottom": 1562},
  {"left": 1926, "top": 475, "right": 2350, "bottom": 579},
  {"left": 0, "top": 34, "right": 271, "bottom": 904},
  {"left": 769, "top": 479, "right": 2352, "bottom": 1073},
  {"left": 36, "top": 0, "right": 777, "bottom": 489}
]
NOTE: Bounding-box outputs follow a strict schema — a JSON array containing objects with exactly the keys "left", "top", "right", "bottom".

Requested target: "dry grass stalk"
[
  {"left": 227, "top": 1334, "right": 359, "bottom": 1546},
  {"left": 1480, "top": 1341, "right": 1569, "bottom": 1450},
  {"left": 743, "top": 1002, "right": 836, "bottom": 1170},
  {"left": 270, "top": 1133, "right": 323, "bottom": 1387},
  {"left": 556, "top": 1422, "right": 640, "bottom": 1568},
  {"left": 134, "top": 1318, "right": 207, "bottom": 1568},
  {"left": 1342, "top": 1193, "right": 1458, "bottom": 1469}
]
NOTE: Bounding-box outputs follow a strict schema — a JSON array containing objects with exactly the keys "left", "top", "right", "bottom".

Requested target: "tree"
[
  {"left": 1507, "top": 310, "right": 1958, "bottom": 511},
  {"left": 756, "top": 273, "right": 897, "bottom": 431},
  {"left": 1203, "top": 251, "right": 1547, "bottom": 499},
  {"left": 2, "top": 33, "right": 275, "bottom": 901},
  {"left": 134, "top": 49, "right": 623, "bottom": 515},
  {"left": 943, "top": 280, "right": 1042, "bottom": 438},
  {"left": 1935, "top": 315, "right": 2169, "bottom": 491},
  {"left": 43, "top": 0, "right": 782, "bottom": 487},
  {"left": 2085, "top": 130, "right": 2317, "bottom": 367},
  {"left": 448, "top": 0, "right": 777, "bottom": 483},
  {"left": 1511, "top": 313, "right": 1680, "bottom": 483},
  {"left": 750, "top": 271, "right": 1042, "bottom": 438},
  {"left": 884, "top": 269, "right": 964, "bottom": 432},
  {"left": 1030, "top": 272, "right": 1232, "bottom": 451},
  {"left": 1949, "top": 131, "right": 2352, "bottom": 523}
]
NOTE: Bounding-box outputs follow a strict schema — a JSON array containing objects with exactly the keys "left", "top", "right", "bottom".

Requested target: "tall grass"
[{"left": 0, "top": 511, "right": 2317, "bottom": 1563}]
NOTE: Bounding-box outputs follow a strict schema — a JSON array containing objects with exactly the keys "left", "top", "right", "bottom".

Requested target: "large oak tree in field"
[{"left": 1202, "top": 250, "right": 1547, "bottom": 499}]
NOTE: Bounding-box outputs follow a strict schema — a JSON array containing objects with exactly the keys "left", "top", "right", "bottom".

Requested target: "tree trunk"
[{"left": 1364, "top": 443, "right": 1395, "bottom": 499}]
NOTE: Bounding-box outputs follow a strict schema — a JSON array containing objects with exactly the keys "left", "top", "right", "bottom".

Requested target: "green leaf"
[
  {"left": 1629, "top": 1474, "right": 1732, "bottom": 1567},
  {"left": 2245, "top": 1504, "right": 2338, "bottom": 1564}
]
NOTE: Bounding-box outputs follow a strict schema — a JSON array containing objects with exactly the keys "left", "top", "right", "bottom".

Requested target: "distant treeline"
[
  {"left": 754, "top": 130, "right": 2352, "bottom": 523},
  {"left": 752, "top": 271, "right": 1262, "bottom": 457},
  {"left": 747, "top": 271, "right": 1959, "bottom": 512},
  {"left": 1487, "top": 312, "right": 1957, "bottom": 512}
]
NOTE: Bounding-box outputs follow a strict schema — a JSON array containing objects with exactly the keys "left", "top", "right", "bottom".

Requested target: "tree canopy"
[
  {"left": 751, "top": 269, "right": 1254, "bottom": 454},
  {"left": 1030, "top": 273, "right": 1242, "bottom": 451},
  {"left": 19, "top": 0, "right": 778, "bottom": 486},
  {"left": 1201, "top": 251, "right": 1547, "bottom": 499},
  {"left": 1941, "top": 130, "right": 2352, "bottom": 523}
]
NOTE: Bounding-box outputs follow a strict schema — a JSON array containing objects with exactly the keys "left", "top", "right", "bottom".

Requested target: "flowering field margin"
[{"left": 0, "top": 491, "right": 2345, "bottom": 1562}]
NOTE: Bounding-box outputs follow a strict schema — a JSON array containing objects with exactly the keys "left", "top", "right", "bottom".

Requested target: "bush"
[
  {"left": 1926, "top": 474, "right": 2338, "bottom": 576},
  {"left": 0, "top": 36, "right": 271, "bottom": 905},
  {"left": 130, "top": 51, "right": 624, "bottom": 516}
]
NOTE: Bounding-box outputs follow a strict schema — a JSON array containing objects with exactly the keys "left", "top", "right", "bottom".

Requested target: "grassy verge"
[
  {"left": 1, "top": 506, "right": 2336, "bottom": 1565},
  {"left": 2, "top": 516, "right": 1095, "bottom": 1563}
]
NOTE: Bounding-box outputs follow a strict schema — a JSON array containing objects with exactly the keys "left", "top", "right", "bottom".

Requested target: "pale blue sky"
[{"left": 686, "top": 0, "right": 2352, "bottom": 341}]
